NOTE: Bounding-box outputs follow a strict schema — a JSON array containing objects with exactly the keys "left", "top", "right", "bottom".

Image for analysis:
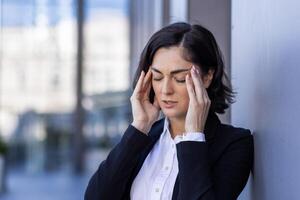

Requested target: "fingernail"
[
  {"left": 192, "top": 66, "right": 198, "bottom": 74},
  {"left": 192, "top": 67, "right": 196, "bottom": 74}
]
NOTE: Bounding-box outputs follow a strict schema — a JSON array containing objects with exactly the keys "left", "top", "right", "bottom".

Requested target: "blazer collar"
[{"left": 203, "top": 110, "right": 221, "bottom": 142}]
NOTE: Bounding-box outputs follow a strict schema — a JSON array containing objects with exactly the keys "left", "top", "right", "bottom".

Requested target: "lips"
[{"left": 162, "top": 100, "right": 178, "bottom": 108}]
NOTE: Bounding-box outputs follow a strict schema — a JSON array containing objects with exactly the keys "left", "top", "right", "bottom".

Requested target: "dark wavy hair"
[{"left": 132, "top": 22, "right": 235, "bottom": 114}]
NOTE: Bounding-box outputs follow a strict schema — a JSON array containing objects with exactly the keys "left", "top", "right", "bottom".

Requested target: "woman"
[{"left": 85, "top": 22, "right": 254, "bottom": 200}]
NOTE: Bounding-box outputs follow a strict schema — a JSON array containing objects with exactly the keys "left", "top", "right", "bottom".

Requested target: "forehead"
[{"left": 151, "top": 46, "right": 193, "bottom": 71}]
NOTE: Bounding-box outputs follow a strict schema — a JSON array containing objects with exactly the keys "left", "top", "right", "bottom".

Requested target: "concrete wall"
[{"left": 231, "top": 0, "right": 300, "bottom": 199}]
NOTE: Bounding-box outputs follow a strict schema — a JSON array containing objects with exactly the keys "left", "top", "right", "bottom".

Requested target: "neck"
[{"left": 168, "top": 117, "right": 185, "bottom": 139}]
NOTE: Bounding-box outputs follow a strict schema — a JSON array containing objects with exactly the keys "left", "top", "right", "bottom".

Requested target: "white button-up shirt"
[{"left": 130, "top": 118, "right": 206, "bottom": 200}]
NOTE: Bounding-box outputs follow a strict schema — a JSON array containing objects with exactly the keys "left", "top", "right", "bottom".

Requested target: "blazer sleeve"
[
  {"left": 175, "top": 131, "right": 254, "bottom": 200},
  {"left": 84, "top": 125, "right": 151, "bottom": 200}
]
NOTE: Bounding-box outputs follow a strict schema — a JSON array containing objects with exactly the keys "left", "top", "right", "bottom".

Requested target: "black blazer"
[{"left": 85, "top": 111, "right": 254, "bottom": 200}]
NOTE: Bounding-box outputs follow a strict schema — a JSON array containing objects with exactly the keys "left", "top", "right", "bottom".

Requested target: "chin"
[{"left": 161, "top": 108, "right": 185, "bottom": 119}]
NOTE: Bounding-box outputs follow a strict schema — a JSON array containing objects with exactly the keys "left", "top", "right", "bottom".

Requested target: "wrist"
[
  {"left": 131, "top": 121, "right": 151, "bottom": 134},
  {"left": 185, "top": 125, "right": 204, "bottom": 133},
  {"left": 185, "top": 129, "right": 204, "bottom": 133}
]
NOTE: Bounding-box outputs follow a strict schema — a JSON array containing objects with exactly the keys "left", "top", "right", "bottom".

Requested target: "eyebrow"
[{"left": 150, "top": 66, "right": 191, "bottom": 75}]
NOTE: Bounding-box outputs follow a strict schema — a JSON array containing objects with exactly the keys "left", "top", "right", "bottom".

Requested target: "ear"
[{"left": 202, "top": 69, "right": 215, "bottom": 88}]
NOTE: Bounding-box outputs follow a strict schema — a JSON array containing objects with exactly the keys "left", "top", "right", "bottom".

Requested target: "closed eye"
[
  {"left": 175, "top": 79, "right": 185, "bottom": 83},
  {"left": 174, "top": 75, "right": 187, "bottom": 83},
  {"left": 153, "top": 77, "right": 163, "bottom": 81},
  {"left": 153, "top": 77, "right": 186, "bottom": 83}
]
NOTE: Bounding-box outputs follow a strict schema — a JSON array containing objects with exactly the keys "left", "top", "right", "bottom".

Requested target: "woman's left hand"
[{"left": 185, "top": 65, "right": 211, "bottom": 133}]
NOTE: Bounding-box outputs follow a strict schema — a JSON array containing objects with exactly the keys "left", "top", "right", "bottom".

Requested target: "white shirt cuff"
[{"left": 174, "top": 132, "right": 206, "bottom": 144}]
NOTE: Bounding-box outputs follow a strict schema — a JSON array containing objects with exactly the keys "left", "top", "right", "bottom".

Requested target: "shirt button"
[
  {"left": 155, "top": 188, "right": 160, "bottom": 192},
  {"left": 165, "top": 166, "right": 169, "bottom": 170}
]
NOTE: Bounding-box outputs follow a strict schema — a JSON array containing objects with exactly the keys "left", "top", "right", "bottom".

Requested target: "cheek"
[{"left": 179, "top": 87, "right": 190, "bottom": 106}]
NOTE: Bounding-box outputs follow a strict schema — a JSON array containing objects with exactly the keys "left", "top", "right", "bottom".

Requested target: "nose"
[{"left": 161, "top": 78, "right": 174, "bottom": 95}]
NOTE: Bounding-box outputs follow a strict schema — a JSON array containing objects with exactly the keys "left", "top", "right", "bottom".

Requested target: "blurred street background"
[
  {"left": 1, "top": 0, "right": 300, "bottom": 200},
  {"left": 0, "top": 0, "right": 130, "bottom": 199}
]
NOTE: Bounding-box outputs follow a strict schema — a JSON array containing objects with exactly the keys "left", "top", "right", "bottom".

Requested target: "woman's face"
[{"left": 151, "top": 46, "right": 207, "bottom": 120}]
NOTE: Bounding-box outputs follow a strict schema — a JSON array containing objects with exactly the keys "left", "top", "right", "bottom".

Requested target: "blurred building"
[
  {"left": 0, "top": 1, "right": 129, "bottom": 137},
  {"left": 0, "top": 0, "right": 130, "bottom": 172}
]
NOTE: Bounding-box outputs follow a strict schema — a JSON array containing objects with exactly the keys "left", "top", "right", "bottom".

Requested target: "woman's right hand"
[{"left": 130, "top": 70, "right": 161, "bottom": 134}]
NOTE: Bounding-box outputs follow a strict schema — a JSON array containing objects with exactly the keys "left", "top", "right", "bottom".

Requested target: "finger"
[
  {"left": 186, "top": 73, "right": 197, "bottom": 103},
  {"left": 197, "top": 73, "right": 211, "bottom": 117},
  {"left": 142, "top": 69, "right": 152, "bottom": 89},
  {"left": 191, "top": 66, "right": 211, "bottom": 120},
  {"left": 144, "top": 71, "right": 152, "bottom": 97},
  {"left": 197, "top": 73, "right": 210, "bottom": 105},
  {"left": 197, "top": 73, "right": 209, "bottom": 99},
  {"left": 191, "top": 66, "right": 205, "bottom": 102},
  {"left": 197, "top": 68, "right": 211, "bottom": 101},
  {"left": 132, "top": 71, "right": 145, "bottom": 96},
  {"left": 200, "top": 83, "right": 210, "bottom": 119},
  {"left": 194, "top": 66, "right": 210, "bottom": 109},
  {"left": 138, "top": 71, "right": 152, "bottom": 101}
]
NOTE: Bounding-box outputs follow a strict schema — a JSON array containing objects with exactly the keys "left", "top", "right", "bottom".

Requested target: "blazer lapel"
[
  {"left": 131, "top": 118, "right": 165, "bottom": 179},
  {"left": 172, "top": 111, "right": 221, "bottom": 200},
  {"left": 204, "top": 110, "right": 221, "bottom": 142}
]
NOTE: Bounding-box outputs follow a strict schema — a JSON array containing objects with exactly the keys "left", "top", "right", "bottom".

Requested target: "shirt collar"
[
  {"left": 163, "top": 117, "right": 170, "bottom": 134},
  {"left": 161, "top": 117, "right": 174, "bottom": 142}
]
